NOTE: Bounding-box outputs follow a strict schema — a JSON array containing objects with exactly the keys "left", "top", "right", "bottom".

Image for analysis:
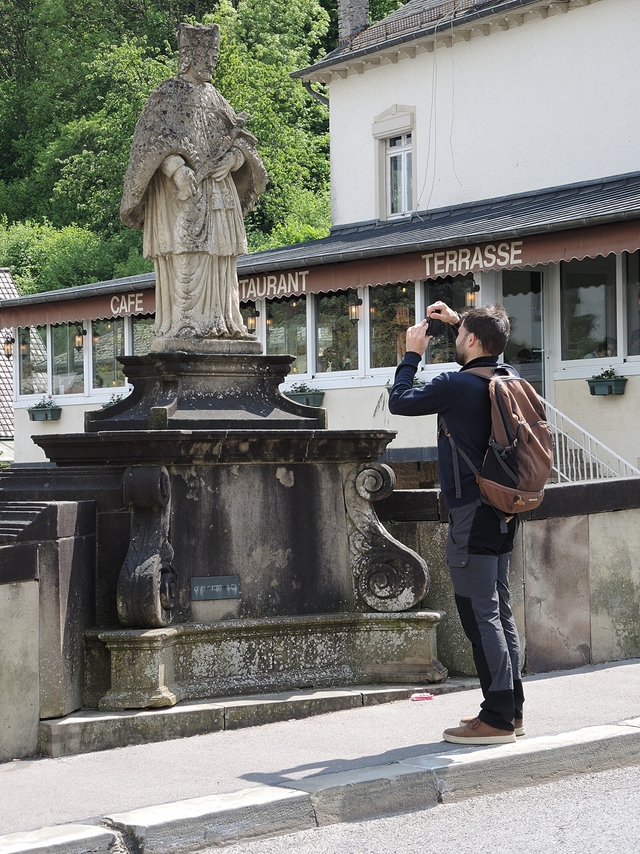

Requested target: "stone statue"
[{"left": 120, "top": 23, "right": 268, "bottom": 345}]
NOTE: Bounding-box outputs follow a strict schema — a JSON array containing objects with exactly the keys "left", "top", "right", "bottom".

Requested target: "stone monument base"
[{"left": 87, "top": 611, "right": 447, "bottom": 710}]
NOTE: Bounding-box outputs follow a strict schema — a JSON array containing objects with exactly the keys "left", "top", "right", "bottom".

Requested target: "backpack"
[{"left": 440, "top": 365, "right": 554, "bottom": 517}]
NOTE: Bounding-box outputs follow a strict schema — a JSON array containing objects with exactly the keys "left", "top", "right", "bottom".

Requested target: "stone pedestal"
[
  {"left": 89, "top": 611, "right": 446, "bottom": 710},
  {"left": 22, "top": 349, "right": 445, "bottom": 711}
]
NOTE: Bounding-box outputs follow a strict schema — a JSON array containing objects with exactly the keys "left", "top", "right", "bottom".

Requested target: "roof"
[
  {"left": 0, "top": 172, "right": 639, "bottom": 313},
  {"left": 295, "top": 0, "right": 581, "bottom": 79},
  {"left": 0, "top": 270, "right": 19, "bottom": 440},
  {"left": 236, "top": 170, "right": 640, "bottom": 274}
]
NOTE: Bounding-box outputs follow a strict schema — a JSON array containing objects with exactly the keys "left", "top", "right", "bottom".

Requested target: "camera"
[{"left": 425, "top": 317, "right": 447, "bottom": 337}]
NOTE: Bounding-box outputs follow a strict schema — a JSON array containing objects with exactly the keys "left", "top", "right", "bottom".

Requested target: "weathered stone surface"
[
  {"left": 523, "top": 516, "right": 591, "bottom": 672},
  {"left": 344, "top": 464, "right": 429, "bottom": 612},
  {"left": 589, "top": 508, "right": 640, "bottom": 663},
  {"left": 89, "top": 611, "right": 445, "bottom": 710},
  {"left": 0, "top": 581, "right": 39, "bottom": 761},
  {"left": 284, "top": 764, "right": 439, "bottom": 825},
  {"left": 0, "top": 825, "right": 118, "bottom": 854},
  {"left": 82, "top": 354, "right": 326, "bottom": 433},
  {"left": 39, "top": 701, "right": 225, "bottom": 758},
  {"left": 104, "top": 787, "right": 315, "bottom": 853},
  {"left": 39, "top": 532, "right": 96, "bottom": 719},
  {"left": 120, "top": 22, "right": 267, "bottom": 347}
]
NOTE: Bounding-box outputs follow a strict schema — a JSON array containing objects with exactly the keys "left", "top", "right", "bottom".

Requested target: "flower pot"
[
  {"left": 285, "top": 391, "right": 325, "bottom": 407},
  {"left": 586, "top": 377, "right": 627, "bottom": 396},
  {"left": 28, "top": 407, "right": 62, "bottom": 421}
]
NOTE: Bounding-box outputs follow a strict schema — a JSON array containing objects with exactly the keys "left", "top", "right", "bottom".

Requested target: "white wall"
[
  {"left": 14, "top": 404, "right": 102, "bottom": 464},
  {"left": 330, "top": 0, "right": 638, "bottom": 224}
]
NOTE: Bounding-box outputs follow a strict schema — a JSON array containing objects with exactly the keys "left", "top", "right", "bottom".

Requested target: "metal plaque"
[{"left": 191, "top": 575, "right": 240, "bottom": 601}]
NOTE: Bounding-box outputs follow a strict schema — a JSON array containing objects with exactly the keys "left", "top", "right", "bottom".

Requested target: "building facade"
[{"left": 2, "top": 0, "right": 640, "bottom": 469}]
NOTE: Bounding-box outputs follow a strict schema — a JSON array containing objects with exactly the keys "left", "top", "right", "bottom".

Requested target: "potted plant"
[
  {"left": 586, "top": 368, "right": 628, "bottom": 396},
  {"left": 27, "top": 395, "right": 62, "bottom": 421},
  {"left": 284, "top": 383, "right": 325, "bottom": 407}
]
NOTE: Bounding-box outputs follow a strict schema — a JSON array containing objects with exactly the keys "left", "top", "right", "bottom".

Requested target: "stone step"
[{"left": 39, "top": 679, "right": 478, "bottom": 758}]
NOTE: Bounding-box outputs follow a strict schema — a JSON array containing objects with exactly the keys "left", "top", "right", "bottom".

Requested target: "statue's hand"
[
  {"left": 211, "top": 152, "right": 236, "bottom": 181},
  {"left": 173, "top": 165, "right": 198, "bottom": 200}
]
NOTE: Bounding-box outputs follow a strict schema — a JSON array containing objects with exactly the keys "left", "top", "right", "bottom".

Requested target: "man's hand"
[
  {"left": 406, "top": 319, "right": 431, "bottom": 357},
  {"left": 427, "top": 300, "right": 460, "bottom": 325}
]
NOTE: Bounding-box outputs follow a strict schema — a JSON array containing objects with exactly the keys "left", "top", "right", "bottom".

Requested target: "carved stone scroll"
[
  {"left": 344, "top": 462, "right": 429, "bottom": 612},
  {"left": 117, "top": 465, "right": 177, "bottom": 628}
]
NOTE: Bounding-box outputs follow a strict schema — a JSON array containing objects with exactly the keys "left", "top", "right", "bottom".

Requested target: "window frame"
[{"left": 372, "top": 105, "right": 416, "bottom": 222}]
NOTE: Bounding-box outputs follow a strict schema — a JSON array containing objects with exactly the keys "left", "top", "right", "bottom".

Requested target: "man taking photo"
[{"left": 388, "top": 300, "right": 524, "bottom": 745}]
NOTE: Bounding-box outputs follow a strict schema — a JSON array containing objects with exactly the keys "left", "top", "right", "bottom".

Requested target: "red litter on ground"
[{"left": 410, "top": 692, "right": 434, "bottom": 701}]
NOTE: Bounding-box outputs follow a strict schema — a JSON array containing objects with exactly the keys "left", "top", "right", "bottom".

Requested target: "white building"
[{"left": 2, "top": 0, "right": 640, "bottom": 471}]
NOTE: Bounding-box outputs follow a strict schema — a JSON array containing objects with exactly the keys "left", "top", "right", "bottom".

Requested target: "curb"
[
  {"left": 3, "top": 718, "right": 639, "bottom": 854},
  {"left": 38, "top": 681, "right": 478, "bottom": 758}
]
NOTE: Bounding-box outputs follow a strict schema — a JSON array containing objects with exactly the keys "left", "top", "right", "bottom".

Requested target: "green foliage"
[
  {"left": 0, "top": 0, "right": 335, "bottom": 292},
  {"left": 0, "top": 217, "right": 113, "bottom": 294}
]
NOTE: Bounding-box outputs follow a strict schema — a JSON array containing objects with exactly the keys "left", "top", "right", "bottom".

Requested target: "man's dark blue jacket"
[{"left": 388, "top": 351, "right": 500, "bottom": 510}]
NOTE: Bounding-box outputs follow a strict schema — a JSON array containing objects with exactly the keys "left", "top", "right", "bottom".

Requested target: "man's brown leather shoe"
[
  {"left": 459, "top": 715, "right": 525, "bottom": 736},
  {"left": 443, "top": 717, "right": 516, "bottom": 744}
]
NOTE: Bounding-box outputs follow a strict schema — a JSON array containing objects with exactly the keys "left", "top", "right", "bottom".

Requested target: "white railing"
[{"left": 542, "top": 398, "right": 640, "bottom": 482}]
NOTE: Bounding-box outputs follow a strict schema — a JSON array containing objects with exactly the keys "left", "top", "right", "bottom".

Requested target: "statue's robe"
[{"left": 121, "top": 76, "right": 267, "bottom": 339}]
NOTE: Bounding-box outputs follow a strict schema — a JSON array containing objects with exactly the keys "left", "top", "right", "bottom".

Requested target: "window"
[
  {"left": 387, "top": 134, "right": 412, "bottom": 218},
  {"left": 502, "top": 271, "right": 543, "bottom": 395},
  {"left": 266, "top": 295, "right": 307, "bottom": 374},
  {"left": 18, "top": 326, "right": 48, "bottom": 396},
  {"left": 372, "top": 106, "right": 415, "bottom": 221},
  {"left": 369, "top": 283, "right": 415, "bottom": 368},
  {"left": 132, "top": 315, "right": 155, "bottom": 355},
  {"left": 560, "top": 257, "right": 617, "bottom": 360},
  {"left": 52, "top": 323, "right": 85, "bottom": 395},
  {"left": 316, "top": 290, "right": 359, "bottom": 373},
  {"left": 92, "top": 319, "right": 125, "bottom": 389},
  {"left": 424, "top": 276, "right": 472, "bottom": 365},
  {"left": 627, "top": 251, "right": 640, "bottom": 356}
]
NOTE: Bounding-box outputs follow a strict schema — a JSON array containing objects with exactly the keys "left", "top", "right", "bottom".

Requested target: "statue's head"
[{"left": 177, "top": 22, "right": 220, "bottom": 83}]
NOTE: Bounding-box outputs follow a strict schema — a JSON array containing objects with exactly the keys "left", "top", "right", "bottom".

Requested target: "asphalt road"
[{"left": 218, "top": 764, "right": 640, "bottom": 854}]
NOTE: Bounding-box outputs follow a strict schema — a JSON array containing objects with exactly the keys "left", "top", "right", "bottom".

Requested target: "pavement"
[{"left": 2, "top": 659, "right": 640, "bottom": 854}]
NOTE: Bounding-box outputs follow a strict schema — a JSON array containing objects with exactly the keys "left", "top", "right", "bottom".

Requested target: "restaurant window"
[
  {"left": 502, "top": 271, "right": 543, "bottom": 395},
  {"left": 266, "top": 295, "right": 307, "bottom": 374},
  {"left": 560, "top": 256, "right": 617, "bottom": 360},
  {"left": 92, "top": 318, "right": 125, "bottom": 389},
  {"left": 369, "top": 282, "right": 415, "bottom": 368},
  {"left": 627, "top": 251, "right": 640, "bottom": 356},
  {"left": 316, "top": 290, "right": 359, "bottom": 373},
  {"left": 18, "top": 326, "right": 48, "bottom": 396},
  {"left": 132, "top": 315, "right": 155, "bottom": 355},
  {"left": 424, "top": 276, "right": 472, "bottom": 365},
  {"left": 387, "top": 133, "right": 412, "bottom": 218},
  {"left": 52, "top": 323, "right": 85, "bottom": 395}
]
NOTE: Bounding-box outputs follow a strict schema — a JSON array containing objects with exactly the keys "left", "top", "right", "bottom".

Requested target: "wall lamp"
[
  {"left": 3, "top": 334, "right": 14, "bottom": 359},
  {"left": 245, "top": 308, "right": 260, "bottom": 333},
  {"left": 465, "top": 281, "right": 480, "bottom": 308},
  {"left": 348, "top": 296, "right": 363, "bottom": 324},
  {"left": 74, "top": 325, "right": 87, "bottom": 352}
]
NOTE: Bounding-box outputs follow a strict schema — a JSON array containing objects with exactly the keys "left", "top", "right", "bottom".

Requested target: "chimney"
[{"left": 338, "top": 0, "right": 369, "bottom": 43}]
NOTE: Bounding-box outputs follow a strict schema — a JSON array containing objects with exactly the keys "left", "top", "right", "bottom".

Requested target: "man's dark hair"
[{"left": 461, "top": 303, "right": 510, "bottom": 356}]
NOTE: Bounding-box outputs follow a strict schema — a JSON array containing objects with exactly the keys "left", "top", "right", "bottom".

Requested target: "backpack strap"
[{"left": 439, "top": 414, "right": 480, "bottom": 500}]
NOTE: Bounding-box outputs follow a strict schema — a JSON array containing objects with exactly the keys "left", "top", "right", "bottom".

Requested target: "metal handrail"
[{"left": 541, "top": 397, "right": 640, "bottom": 482}]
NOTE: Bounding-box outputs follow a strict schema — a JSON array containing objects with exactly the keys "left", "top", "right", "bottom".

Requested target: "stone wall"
[
  {"left": 0, "top": 501, "right": 96, "bottom": 759},
  {"left": 379, "top": 479, "right": 640, "bottom": 676}
]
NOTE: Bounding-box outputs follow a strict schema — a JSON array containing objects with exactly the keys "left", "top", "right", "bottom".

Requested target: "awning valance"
[
  {"left": 2, "top": 219, "right": 639, "bottom": 327},
  {"left": 0, "top": 289, "right": 153, "bottom": 330},
  {"left": 238, "top": 220, "right": 640, "bottom": 301}
]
